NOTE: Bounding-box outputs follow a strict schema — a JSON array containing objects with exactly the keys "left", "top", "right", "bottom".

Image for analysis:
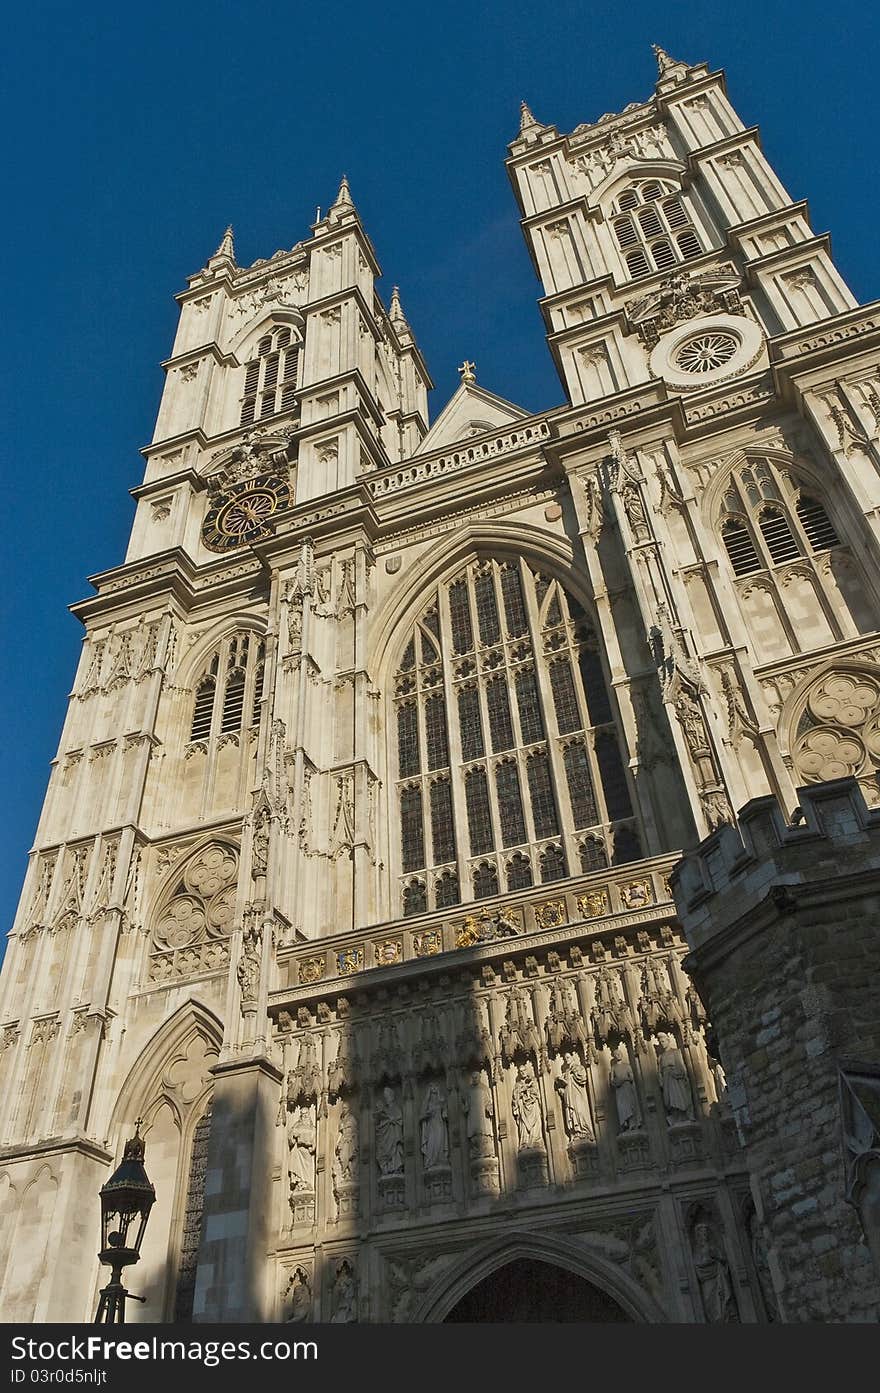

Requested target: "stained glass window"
[
  {"left": 400, "top": 787, "right": 425, "bottom": 872},
  {"left": 397, "top": 703, "right": 420, "bottom": 777},
  {"left": 424, "top": 695, "right": 450, "bottom": 770},
  {"left": 393, "top": 559, "right": 640, "bottom": 912},
  {"left": 515, "top": 668, "right": 545, "bottom": 744},
  {"left": 430, "top": 779, "right": 456, "bottom": 865},
  {"left": 473, "top": 861, "right": 499, "bottom": 899},
  {"left": 550, "top": 660, "right": 581, "bottom": 735},
  {"left": 475, "top": 570, "right": 501, "bottom": 645},
  {"left": 527, "top": 752, "right": 559, "bottom": 839},
  {"left": 564, "top": 742, "right": 599, "bottom": 828},
  {"left": 496, "top": 761, "right": 527, "bottom": 847},
  {"left": 506, "top": 852, "right": 532, "bottom": 890},
  {"left": 458, "top": 686, "right": 484, "bottom": 760},
  {"left": 465, "top": 769, "right": 494, "bottom": 856},
  {"left": 487, "top": 678, "right": 514, "bottom": 752}
]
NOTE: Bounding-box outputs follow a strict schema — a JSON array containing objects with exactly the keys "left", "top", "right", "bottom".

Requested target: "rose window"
[{"left": 673, "top": 331, "right": 739, "bottom": 374}]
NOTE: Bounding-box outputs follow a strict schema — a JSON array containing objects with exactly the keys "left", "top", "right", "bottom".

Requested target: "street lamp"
[{"left": 95, "top": 1121, "right": 156, "bottom": 1324}]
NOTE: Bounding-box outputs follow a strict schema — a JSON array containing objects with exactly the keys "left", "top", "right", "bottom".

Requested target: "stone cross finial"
[{"left": 458, "top": 360, "right": 476, "bottom": 384}]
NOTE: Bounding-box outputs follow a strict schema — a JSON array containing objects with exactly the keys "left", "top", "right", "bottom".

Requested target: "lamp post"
[{"left": 95, "top": 1121, "right": 156, "bottom": 1324}]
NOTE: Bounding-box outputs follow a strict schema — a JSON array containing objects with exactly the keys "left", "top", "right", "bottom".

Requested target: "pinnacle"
[
  {"left": 652, "top": 43, "right": 688, "bottom": 77},
  {"left": 212, "top": 225, "right": 235, "bottom": 262},
  {"left": 389, "top": 285, "right": 407, "bottom": 325},
  {"left": 331, "top": 174, "right": 354, "bottom": 210},
  {"left": 519, "top": 100, "right": 540, "bottom": 133}
]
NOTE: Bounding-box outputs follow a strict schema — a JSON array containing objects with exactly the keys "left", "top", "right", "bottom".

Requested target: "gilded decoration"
[
  {"left": 412, "top": 929, "right": 442, "bottom": 958},
  {"left": 337, "top": 947, "right": 363, "bottom": 977},
  {"left": 577, "top": 888, "right": 610, "bottom": 919},
  {"left": 299, "top": 955, "right": 325, "bottom": 985},
  {"left": 535, "top": 899, "right": 566, "bottom": 930},
  {"left": 374, "top": 938, "right": 403, "bottom": 967}
]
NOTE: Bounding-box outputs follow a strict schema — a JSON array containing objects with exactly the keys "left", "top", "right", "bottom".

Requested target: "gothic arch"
[
  {"left": 411, "top": 1230, "right": 665, "bottom": 1323},
  {"left": 702, "top": 446, "right": 834, "bottom": 528},
  {"left": 110, "top": 998, "right": 223, "bottom": 1131},
  {"left": 590, "top": 158, "right": 689, "bottom": 212},
  {"left": 228, "top": 306, "right": 305, "bottom": 360},
  {"left": 370, "top": 521, "right": 595, "bottom": 685},
  {"left": 107, "top": 1000, "right": 222, "bottom": 1323},
  {"left": 143, "top": 835, "right": 241, "bottom": 933},
  {"left": 777, "top": 659, "right": 880, "bottom": 795},
  {"left": 172, "top": 615, "right": 269, "bottom": 692}
]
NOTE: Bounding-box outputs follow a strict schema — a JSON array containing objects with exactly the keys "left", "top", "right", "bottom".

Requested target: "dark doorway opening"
[{"left": 443, "top": 1258, "right": 632, "bottom": 1322}]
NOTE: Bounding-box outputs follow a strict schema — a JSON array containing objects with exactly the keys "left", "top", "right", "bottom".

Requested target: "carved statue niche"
[
  {"left": 455, "top": 997, "right": 495, "bottom": 1080},
  {"left": 590, "top": 965, "right": 635, "bottom": 1046},
  {"left": 329, "top": 1258, "right": 357, "bottom": 1323},
  {"left": 332, "top": 1099, "right": 360, "bottom": 1198},
  {"left": 511, "top": 1059, "right": 544, "bottom": 1151},
  {"left": 413, "top": 1004, "right": 447, "bottom": 1076},
  {"left": 499, "top": 987, "right": 543, "bottom": 1068},
  {"left": 555, "top": 1049, "right": 595, "bottom": 1143},
  {"left": 743, "top": 1198, "right": 780, "bottom": 1322},
  {"left": 286, "top": 1032, "right": 321, "bottom": 1108},
  {"left": 544, "top": 976, "right": 591, "bottom": 1058},
  {"left": 282, "top": 1265, "right": 312, "bottom": 1323},
  {"left": 372, "top": 1014, "right": 404, "bottom": 1083},
  {"left": 418, "top": 1080, "right": 450, "bottom": 1171},
  {"left": 610, "top": 1041, "right": 643, "bottom": 1133},
  {"left": 327, "top": 1027, "right": 358, "bottom": 1100},
  {"left": 656, "top": 1030, "right": 695, "bottom": 1125},
  {"left": 638, "top": 957, "right": 682, "bottom": 1036},
  {"left": 374, "top": 1084, "right": 405, "bottom": 1177},
  {"left": 689, "top": 1206, "right": 739, "bottom": 1323}
]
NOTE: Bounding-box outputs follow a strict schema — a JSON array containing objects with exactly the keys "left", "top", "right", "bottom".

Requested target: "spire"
[
  {"left": 652, "top": 44, "right": 691, "bottom": 84},
  {"left": 211, "top": 225, "right": 236, "bottom": 262}
]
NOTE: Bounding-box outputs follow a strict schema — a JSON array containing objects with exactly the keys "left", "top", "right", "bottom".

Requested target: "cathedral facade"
[{"left": 2, "top": 47, "right": 880, "bottom": 1323}]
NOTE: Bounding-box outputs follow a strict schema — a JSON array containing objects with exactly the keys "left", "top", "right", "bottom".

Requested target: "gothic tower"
[{"left": 2, "top": 48, "right": 879, "bottom": 1323}]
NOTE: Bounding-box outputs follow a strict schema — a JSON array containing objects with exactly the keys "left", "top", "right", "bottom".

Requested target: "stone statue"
[
  {"left": 333, "top": 1100, "right": 359, "bottom": 1185},
  {"left": 556, "top": 1050, "right": 595, "bottom": 1141},
  {"left": 461, "top": 1069, "right": 495, "bottom": 1159},
  {"left": 330, "top": 1259, "right": 357, "bottom": 1323},
  {"left": 511, "top": 1061, "right": 543, "bottom": 1150},
  {"left": 419, "top": 1082, "right": 449, "bottom": 1170},
  {"left": 610, "top": 1043, "right": 642, "bottom": 1132},
  {"left": 657, "top": 1031, "right": 694, "bottom": 1123},
  {"left": 287, "top": 1102, "right": 316, "bottom": 1194},
  {"left": 692, "top": 1218, "right": 738, "bottom": 1322},
  {"left": 375, "top": 1085, "right": 404, "bottom": 1176},
  {"left": 283, "top": 1266, "right": 311, "bottom": 1322}
]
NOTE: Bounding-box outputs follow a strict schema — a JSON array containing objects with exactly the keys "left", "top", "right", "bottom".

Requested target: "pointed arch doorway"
[{"left": 442, "top": 1257, "right": 631, "bottom": 1322}]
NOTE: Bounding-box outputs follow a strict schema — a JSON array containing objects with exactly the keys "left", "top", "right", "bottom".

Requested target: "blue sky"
[{"left": 2, "top": 0, "right": 878, "bottom": 946}]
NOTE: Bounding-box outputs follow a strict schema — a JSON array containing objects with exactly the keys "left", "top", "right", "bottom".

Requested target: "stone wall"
[{"left": 673, "top": 777, "right": 880, "bottom": 1321}]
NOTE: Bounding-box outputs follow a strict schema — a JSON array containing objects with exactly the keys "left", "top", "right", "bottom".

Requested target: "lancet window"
[
  {"left": 392, "top": 558, "right": 640, "bottom": 915},
  {"left": 719, "top": 460, "right": 841, "bottom": 578}
]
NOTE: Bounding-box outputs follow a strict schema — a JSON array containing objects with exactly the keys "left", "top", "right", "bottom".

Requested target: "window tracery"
[
  {"left": 391, "top": 558, "right": 638, "bottom": 914},
  {"left": 611, "top": 180, "right": 703, "bottom": 279},
  {"left": 189, "top": 633, "right": 266, "bottom": 744}
]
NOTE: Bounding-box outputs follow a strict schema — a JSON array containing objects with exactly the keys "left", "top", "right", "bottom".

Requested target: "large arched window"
[
  {"left": 240, "top": 326, "right": 300, "bottom": 426},
  {"left": 611, "top": 180, "right": 703, "bottom": 279},
  {"left": 392, "top": 558, "right": 639, "bottom": 915}
]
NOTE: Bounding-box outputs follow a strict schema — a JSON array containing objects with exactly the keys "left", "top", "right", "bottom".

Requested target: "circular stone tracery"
[{"left": 673, "top": 331, "right": 739, "bottom": 374}]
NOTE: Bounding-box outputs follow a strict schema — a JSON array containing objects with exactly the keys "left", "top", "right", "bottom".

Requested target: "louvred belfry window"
[
  {"left": 611, "top": 180, "right": 704, "bottom": 280},
  {"left": 240, "top": 327, "right": 301, "bottom": 426},
  {"left": 391, "top": 557, "right": 640, "bottom": 915},
  {"left": 189, "top": 633, "right": 266, "bottom": 743}
]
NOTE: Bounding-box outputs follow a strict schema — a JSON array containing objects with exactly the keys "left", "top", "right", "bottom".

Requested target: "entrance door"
[{"left": 443, "top": 1258, "right": 632, "bottom": 1322}]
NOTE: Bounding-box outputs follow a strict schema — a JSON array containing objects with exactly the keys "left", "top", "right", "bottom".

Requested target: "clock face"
[{"left": 202, "top": 472, "right": 291, "bottom": 552}]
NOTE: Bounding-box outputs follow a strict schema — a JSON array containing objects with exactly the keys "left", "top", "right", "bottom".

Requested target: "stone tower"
[{"left": 2, "top": 48, "right": 879, "bottom": 1323}]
